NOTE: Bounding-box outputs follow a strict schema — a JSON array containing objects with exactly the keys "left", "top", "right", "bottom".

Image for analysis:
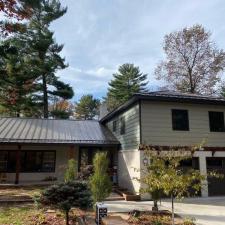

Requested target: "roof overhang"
[{"left": 100, "top": 93, "right": 225, "bottom": 123}]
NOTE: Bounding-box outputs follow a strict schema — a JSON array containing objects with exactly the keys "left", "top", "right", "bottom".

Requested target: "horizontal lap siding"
[
  {"left": 141, "top": 101, "right": 225, "bottom": 147},
  {"left": 106, "top": 103, "right": 140, "bottom": 150}
]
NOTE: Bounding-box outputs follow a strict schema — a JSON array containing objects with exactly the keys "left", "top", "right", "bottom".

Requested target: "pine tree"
[
  {"left": 24, "top": 0, "right": 73, "bottom": 118},
  {"left": 0, "top": 38, "right": 39, "bottom": 116},
  {"left": 106, "top": 63, "right": 148, "bottom": 111},
  {"left": 75, "top": 94, "right": 100, "bottom": 120}
]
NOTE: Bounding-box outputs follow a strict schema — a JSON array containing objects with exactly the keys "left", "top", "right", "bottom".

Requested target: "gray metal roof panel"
[{"left": 0, "top": 118, "right": 119, "bottom": 145}]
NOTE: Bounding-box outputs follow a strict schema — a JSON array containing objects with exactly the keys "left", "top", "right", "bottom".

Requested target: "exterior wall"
[
  {"left": 105, "top": 103, "right": 141, "bottom": 193},
  {"left": 141, "top": 101, "right": 225, "bottom": 147},
  {"left": 118, "top": 150, "right": 141, "bottom": 194},
  {"left": 0, "top": 144, "right": 79, "bottom": 183},
  {"left": 106, "top": 103, "right": 140, "bottom": 151}
]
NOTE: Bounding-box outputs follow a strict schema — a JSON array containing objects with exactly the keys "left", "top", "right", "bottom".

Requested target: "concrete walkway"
[{"left": 105, "top": 197, "right": 225, "bottom": 225}]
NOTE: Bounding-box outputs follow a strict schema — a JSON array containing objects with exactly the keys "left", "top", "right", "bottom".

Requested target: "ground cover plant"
[
  {"left": 128, "top": 211, "right": 196, "bottom": 225},
  {"left": 0, "top": 204, "right": 80, "bottom": 225}
]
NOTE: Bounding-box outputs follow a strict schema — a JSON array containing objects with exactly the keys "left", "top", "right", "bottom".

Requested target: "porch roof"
[{"left": 0, "top": 117, "right": 119, "bottom": 145}]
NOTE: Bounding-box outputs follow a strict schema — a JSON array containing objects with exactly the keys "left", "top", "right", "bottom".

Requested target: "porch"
[
  {"left": 0, "top": 144, "right": 118, "bottom": 184},
  {"left": 0, "top": 118, "right": 120, "bottom": 184}
]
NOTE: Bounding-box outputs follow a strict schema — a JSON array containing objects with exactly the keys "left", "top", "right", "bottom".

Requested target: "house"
[
  {"left": 0, "top": 119, "right": 119, "bottom": 184},
  {"left": 100, "top": 91, "right": 225, "bottom": 197},
  {"left": 1, "top": 91, "right": 225, "bottom": 197}
]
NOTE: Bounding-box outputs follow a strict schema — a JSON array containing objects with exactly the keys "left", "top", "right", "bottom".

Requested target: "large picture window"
[{"left": 0, "top": 151, "right": 55, "bottom": 173}]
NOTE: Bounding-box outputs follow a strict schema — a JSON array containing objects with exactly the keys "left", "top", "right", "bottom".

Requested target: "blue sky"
[{"left": 51, "top": 0, "right": 225, "bottom": 101}]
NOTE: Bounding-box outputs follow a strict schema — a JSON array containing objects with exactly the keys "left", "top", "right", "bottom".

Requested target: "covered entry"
[
  {"left": 207, "top": 157, "right": 225, "bottom": 196},
  {"left": 78, "top": 146, "right": 118, "bottom": 182}
]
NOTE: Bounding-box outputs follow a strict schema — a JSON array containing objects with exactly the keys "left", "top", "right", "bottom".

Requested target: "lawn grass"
[
  {"left": 0, "top": 205, "right": 40, "bottom": 225},
  {"left": 0, "top": 186, "right": 45, "bottom": 201}
]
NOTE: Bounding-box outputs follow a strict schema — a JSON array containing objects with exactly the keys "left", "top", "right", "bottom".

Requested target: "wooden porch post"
[
  {"left": 68, "top": 145, "right": 75, "bottom": 159},
  {"left": 68, "top": 145, "right": 78, "bottom": 172},
  {"left": 15, "top": 145, "right": 21, "bottom": 184}
]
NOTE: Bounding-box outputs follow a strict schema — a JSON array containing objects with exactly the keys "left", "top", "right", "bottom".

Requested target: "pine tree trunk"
[
  {"left": 42, "top": 74, "right": 48, "bottom": 118},
  {"left": 171, "top": 194, "right": 175, "bottom": 225}
]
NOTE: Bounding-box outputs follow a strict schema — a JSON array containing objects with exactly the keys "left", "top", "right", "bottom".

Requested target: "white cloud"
[{"left": 52, "top": 0, "right": 225, "bottom": 100}]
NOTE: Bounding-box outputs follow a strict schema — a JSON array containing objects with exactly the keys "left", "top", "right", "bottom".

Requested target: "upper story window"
[
  {"left": 172, "top": 109, "right": 189, "bottom": 131},
  {"left": 113, "top": 120, "right": 117, "bottom": 132},
  {"left": 120, "top": 117, "right": 126, "bottom": 135},
  {"left": 208, "top": 111, "right": 225, "bottom": 132}
]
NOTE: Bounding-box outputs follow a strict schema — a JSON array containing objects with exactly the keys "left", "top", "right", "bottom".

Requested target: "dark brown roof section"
[
  {"left": 100, "top": 91, "right": 225, "bottom": 123},
  {"left": 0, "top": 117, "right": 119, "bottom": 145}
]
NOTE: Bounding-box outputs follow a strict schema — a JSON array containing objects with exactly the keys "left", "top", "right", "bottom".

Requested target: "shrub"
[
  {"left": 38, "top": 181, "right": 92, "bottom": 225},
  {"left": 64, "top": 159, "right": 77, "bottom": 182},
  {"left": 89, "top": 152, "right": 112, "bottom": 203},
  {"left": 77, "top": 165, "right": 94, "bottom": 180}
]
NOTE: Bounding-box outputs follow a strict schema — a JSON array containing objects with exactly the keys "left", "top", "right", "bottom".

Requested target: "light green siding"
[
  {"left": 141, "top": 101, "right": 225, "bottom": 147},
  {"left": 106, "top": 103, "right": 140, "bottom": 150}
]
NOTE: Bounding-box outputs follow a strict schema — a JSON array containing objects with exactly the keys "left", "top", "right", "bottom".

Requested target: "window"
[
  {"left": 209, "top": 111, "right": 225, "bottom": 132},
  {"left": 24, "top": 151, "right": 42, "bottom": 172},
  {"left": 0, "top": 151, "right": 7, "bottom": 172},
  {"left": 42, "top": 152, "right": 55, "bottom": 172},
  {"left": 113, "top": 120, "right": 117, "bottom": 132},
  {"left": 172, "top": 109, "right": 189, "bottom": 131},
  {"left": 120, "top": 117, "right": 125, "bottom": 135},
  {"left": 0, "top": 151, "right": 55, "bottom": 173}
]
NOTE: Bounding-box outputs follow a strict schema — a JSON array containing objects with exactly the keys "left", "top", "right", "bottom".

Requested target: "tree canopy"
[
  {"left": 0, "top": 0, "right": 37, "bottom": 34},
  {"left": 155, "top": 24, "right": 225, "bottom": 95},
  {"left": 0, "top": 0, "right": 74, "bottom": 117},
  {"left": 75, "top": 94, "right": 100, "bottom": 120},
  {"left": 105, "top": 63, "right": 148, "bottom": 111},
  {"left": 0, "top": 37, "right": 39, "bottom": 116}
]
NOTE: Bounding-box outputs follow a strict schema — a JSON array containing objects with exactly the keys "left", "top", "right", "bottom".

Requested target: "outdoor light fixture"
[{"left": 143, "top": 157, "right": 148, "bottom": 166}]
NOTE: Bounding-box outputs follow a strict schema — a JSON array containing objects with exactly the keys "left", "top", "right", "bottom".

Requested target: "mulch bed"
[
  {"left": 127, "top": 210, "right": 193, "bottom": 225},
  {"left": 27, "top": 212, "right": 77, "bottom": 225}
]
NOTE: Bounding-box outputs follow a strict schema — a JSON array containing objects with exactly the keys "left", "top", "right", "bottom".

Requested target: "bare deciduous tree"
[{"left": 155, "top": 24, "right": 225, "bottom": 94}]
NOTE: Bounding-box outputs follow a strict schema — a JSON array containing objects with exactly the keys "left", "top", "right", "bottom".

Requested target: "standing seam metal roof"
[{"left": 0, "top": 117, "right": 119, "bottom": 145}]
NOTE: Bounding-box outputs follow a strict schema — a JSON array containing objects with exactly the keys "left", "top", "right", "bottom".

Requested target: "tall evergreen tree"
[
  {"left": 0, "top": 38, "right": 39, "bottom": 116},
  {"left": 24, "top": 0, "right": 73, "bottom": 118},
  {"left": 105, "top": 63, "right": 148, "bottom": 111},
  {"left": 75, "top": 95, "right": 100, "bottom": 120}
]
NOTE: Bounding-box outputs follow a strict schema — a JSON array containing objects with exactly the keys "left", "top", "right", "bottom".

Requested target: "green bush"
[
  {"left": 38, "top": 181, "right": 92, "bottom": 225},
  {"left": 64, "top": 159, "right": 77, "bottom": 182},
  {"left": 89, "top": 152, "right": 112, "bottom": 203}
]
